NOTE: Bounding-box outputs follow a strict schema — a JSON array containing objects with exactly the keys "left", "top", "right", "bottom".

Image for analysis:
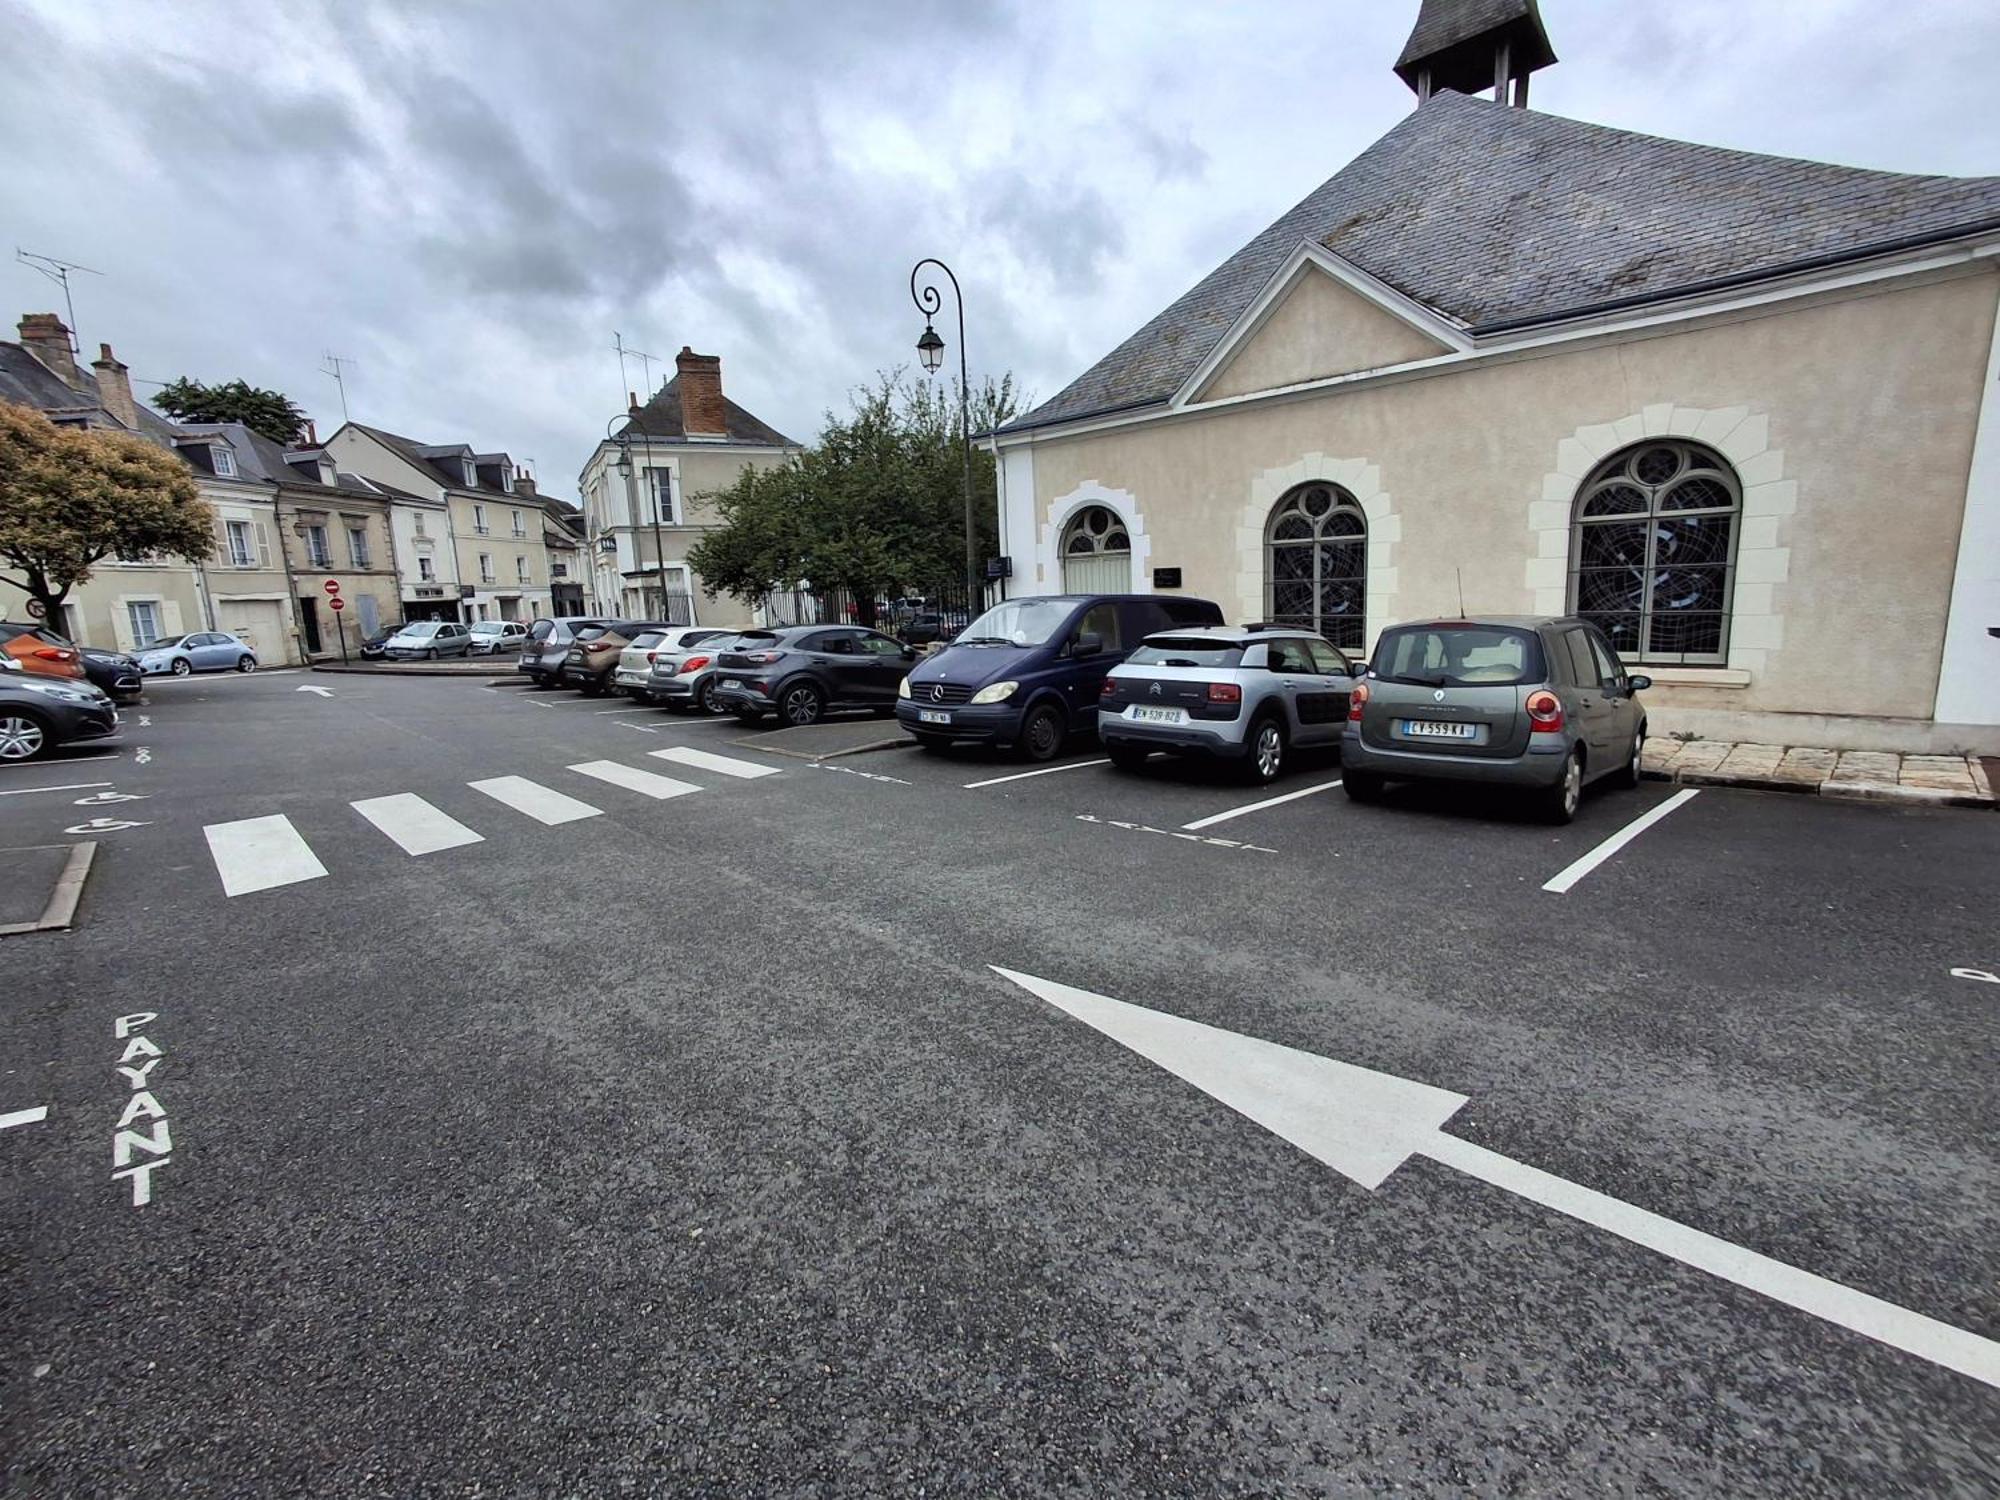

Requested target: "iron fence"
[{"left": 754, "top": 580, "right": 991, "bottom": 643}]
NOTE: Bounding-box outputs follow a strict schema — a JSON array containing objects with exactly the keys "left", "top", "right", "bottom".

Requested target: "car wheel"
[
  {"left": 1019, "top": 702, "right": 1065, "bottom": 763},
  {"left": 1243, "top": 714, "right": 1286, "bottom": 785},
  {"left": 696, "top": 679, "right": 721, "bottom": 715},
  {"left": 1544, "top": 750, "right": 1585, "bottom": 825},
  {"left": 425, "top": 648, "right": 438, "bottom": 661},
  {"left": 1343, "top": 770, "right": 1385, "bottom": 802},
  {"left": 1615, "top": 725, "right": 1646, "bottom": 790},
  {"left": 236, "top": 655, "right": 256, "bottom": 673},
  {"left": 1106, "top": 744, "right": 1149, "bottom": 772},
  {"left": 779, "top": 681, "right": 825, "bottom": 727},
  {"left": 170, "top": 657, "right": 191, "bottom": 677},
  {"left": 0, "top": 710, "right": 51, "bottom": 762}
]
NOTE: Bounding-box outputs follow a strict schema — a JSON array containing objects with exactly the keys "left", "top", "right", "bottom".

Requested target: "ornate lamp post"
[{"left": 910, "top": 258, "right": 978, "bottom": 621}]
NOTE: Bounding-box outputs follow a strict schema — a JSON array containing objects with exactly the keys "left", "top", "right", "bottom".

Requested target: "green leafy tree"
[
  {"left": 151, "top": 376, "right": 310, "bottom": 446},
  {"left": 688, "top": 371, "right": 1023, "bottom": 614},
  {"left": 0, "top": 401, "right": 214, "bottom": 625}
]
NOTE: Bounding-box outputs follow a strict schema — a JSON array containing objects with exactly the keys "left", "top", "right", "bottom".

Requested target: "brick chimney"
[
  {"left": 90, "top": 343, "right": 140, "bottom": 430},
  {"left": 675, "top": 347, "right": 726, "bottom": 437},
  {"left": 515, "top": 473, "right": 538, "bottom": 498},
  {"left": 18, "top": 313, "right": 81, "bottom": 389}
]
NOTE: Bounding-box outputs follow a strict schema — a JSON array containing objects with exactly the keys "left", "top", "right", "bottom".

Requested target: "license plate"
[
  {"left": 1130, "top": 705, "right": 1186, "bottom": 725},
  {"left": 1403, "top": 719, "right": 1477, "bottom": 740},
  {"left": 722, "top": 679, "right": 743, "bottom": 689},
  {"left": 918, "top": 710, "right": 952, "bottom": 725}
]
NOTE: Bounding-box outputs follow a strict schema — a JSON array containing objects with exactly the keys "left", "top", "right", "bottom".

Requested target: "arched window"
[
  {"left": 1265, "top": 483, "right": 1367, "bottom": 650},
  {"left": 1059, "top": 504, "right": 1132, "bottom": 593},
  {"left": 1570, "top": 441, "right": 1741, "bottom": 665}
]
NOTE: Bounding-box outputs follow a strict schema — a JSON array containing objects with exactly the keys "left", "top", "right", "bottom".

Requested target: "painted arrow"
[
  {"left": 296, "top": 685, "right": 334, "bottom": 697},
  {"left": 991, "top": 966, "right": 2000, "bottom": 1392}
]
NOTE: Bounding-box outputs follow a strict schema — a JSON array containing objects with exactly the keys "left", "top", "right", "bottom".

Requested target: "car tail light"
[
  {"left": 743, "top": 651, "right": 782, "bottom": 665},
  {"left": 1207, "top": 682, "right": 1241, "bottom": 704},
  {"left": 645, "top": 651, "right": 658, "bottom": 663},
  {"left": 31, "top": 648, "right": 72, "bottom": 662},
  {"left": 1526, "top": 690, "right": 1565, "bottom": 733},
  {"left": 1100, "top": 678, "right": 1117, "bottom": 697},
  {"left": 585, "top": 641, "right": 616, "bottom": 653},
  {"left": 1348, "top": 682, "right": 1370, "bottom": 721},
  {"left": 679, "top": 656, "right": 711, "bottom": 674}
]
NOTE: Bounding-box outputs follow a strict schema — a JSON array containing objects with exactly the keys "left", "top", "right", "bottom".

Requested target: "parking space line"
[
  {"left": 594, "top": 707, "right": 653, "bottom": 716},
  {"left": 204, "top": 814, "right": 329, "bottom": 896},
  {"left": 0, "top": 1106, "right": 48, "bottom": 1131},
  {"left": 650, "top": 747, "right": 782, "bottom": 780},
  {"left": 1181, "top": 780, "right": 1343, "bottom": 831},
  {"left": 0, "top": 781, "right": 114, "bottom": 798},
  {"left": 469, "top": 776, "right": 603, "bottom": 826},
  {"left": 568, "top": 760, "right": 703, "bottom": 801},
  {"left": 1542, "top": 788, "right": 1702, "bottom": 894},
  {"left": 351, "top": 794, "right": 486, "bottom": 856},
  {"left": 964, "top": 759, "right": 1110, "bottom": 790}
]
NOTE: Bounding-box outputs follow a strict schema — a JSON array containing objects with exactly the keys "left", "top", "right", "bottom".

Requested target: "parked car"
[
  {"left": 517, "top": 616, "right": 616, "bottom": 686},
  {"left": 382, "top": 621, "right": 472, "bottom": 661},
  {"left": 358, "top": 622, "right": 407, "bottom": 661},
  {"left": 467, "top": 620, "right": 530, "bottom": 656},
  {"left": 558, "top": 619, "right": 679, "bottom": 695},
  {"left": 0, "top": 658, "right": 119, "bottom": 761},
  {"left": 641, "top": 631, "right": 752, "bottom": 714},
  {"left": 137, "top": 630, "right": 257, "bottom": 676},
  {"left": 1341, "top": 615, "right": 1651, "bottom": 824},
  {"left": 0, "top": 621, "right": 86, "bottom": 682},
  {"left": 1101, "top": 627, "right": 1359, "bottom": 784},
  {"left": 896, "top": 594, "right": 1225, "bottom": 761},
  {"left": 899, "top": 611, "right": 963, "bottom": 647},
  {"left": 76, "top": 645, "right": 144, "bottom": 702},
  {"left": 711, "top": 626, "right": 917, "bottom": 726},
  {"left": 613, "top": 627, "right": 728, "bottom": 697}
]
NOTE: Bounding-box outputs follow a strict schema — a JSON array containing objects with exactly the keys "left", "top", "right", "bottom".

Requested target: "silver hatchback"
[
  {"left": 1100, "top": 627, "right": 1359, "bottom": 784},
  {"left": 1340, "top": 616, "right": 1651, "bottom": 823}
]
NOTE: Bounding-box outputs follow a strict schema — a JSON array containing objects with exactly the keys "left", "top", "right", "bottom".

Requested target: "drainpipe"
[{"left": 274, "top": 485, "right": 305, "bottom": 664}]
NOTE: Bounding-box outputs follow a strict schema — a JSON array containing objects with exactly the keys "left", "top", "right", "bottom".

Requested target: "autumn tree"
[
  {"left": 0, "top": 401, "right": 214, "bottom": 625},
  {"left": 151, "top": 376, "right": 310, "bottom": 446}
]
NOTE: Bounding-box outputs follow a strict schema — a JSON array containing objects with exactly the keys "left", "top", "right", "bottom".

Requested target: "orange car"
[{"left": 0, "top": 622, "right": 86, "bottom": 681}]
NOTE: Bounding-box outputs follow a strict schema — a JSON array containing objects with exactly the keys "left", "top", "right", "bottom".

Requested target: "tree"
[
  {"left": 0, "top": 402, "right": 214, "bottom": 626},
  {"left": 151, "top": 376, "right": 310, "bottom": 446},
  {"left": 688, "top": 371, "right": 1023, "bottom": 614}
]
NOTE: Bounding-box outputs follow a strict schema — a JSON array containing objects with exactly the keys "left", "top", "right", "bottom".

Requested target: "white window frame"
[
  {"left": 462, "top": 459, "right": 476, "bottom": 487},
  {"left": 474, "top": 504, "right": 489, "bottom": 535},
  {"left": 479, "top": 553, "right": 495, "bottom": 584},
  {"left": 418, "top": 556, "right": 436, "bottom": 582},
  {"left": 226, "top": 519, "right": 255, "bottom": 568},
  {"left": 511, "top": 509, "right": 525, "bottom": 537},
  {"left": 648, "top": 468, "right": 677, "bottom": 525},
  {"left": 516, "top": 554, "right": 531, "bottom": 583},
  {"left": 212, "top": 446, "right": 237, "bottom": 478},
  {"left": 413, "top": 511, "right": 427, "bottom": 537},
  {"left": 304, "top": 524, "right": 332, "bottom": 569},
  {"left": 346, "top": 523, "right": 371, "bottom": 569},
  {"left": 128, "top": 600, "right": 162, "bottom": 647}
]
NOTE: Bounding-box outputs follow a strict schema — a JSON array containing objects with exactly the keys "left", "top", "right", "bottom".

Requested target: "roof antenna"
[
  {"left": 320, "top": 353, "right": 355, "bottom": 421},
  {"left": 16, "top": 249, "right": 102, "bottom": 351},
  {"left": 1456, "top": 566, "right": 1467, "bottom": 618}
]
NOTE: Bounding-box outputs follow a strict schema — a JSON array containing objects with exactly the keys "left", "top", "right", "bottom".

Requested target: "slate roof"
[
  {"left": 0, "top": 343, "right": 180, "bottom": 440},
  {"left": 1005, "top": 91, "right": 2000, "bottom": 433},
  {"left": 352, "top": 424, "right": 510, "bottom": 493},
  {"left": 176, "top": 422, "right": 406, "bottom": 506},
  {"left": 1396, "top": 0, "right": 1554, "bottom": 78},
  {"left": 615, "top": 375, "right": 797, "bottom": 448}
]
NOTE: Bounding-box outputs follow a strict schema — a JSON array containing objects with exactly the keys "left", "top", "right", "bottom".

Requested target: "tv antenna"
[
  {"left": 320, "top": 353, "right": 356, "bottom": 421},
  {"left": 1456, "top": 567, "right": 1467, "bottom": 618},
  {"left": 15, "top": 249, "right": 103, "bottom": 351},
  {"left": 614, "top": 331, "right": 660, "bottom": 405}
]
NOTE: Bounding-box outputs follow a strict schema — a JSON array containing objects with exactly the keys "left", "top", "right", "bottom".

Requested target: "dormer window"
[
  {"left": 501, "top": 467, "right": 514, "bottom": 493},
  {"left": 462, "top": 459, "right": 476, "bottom": 487},
  {"left": 212, "top": 446, "right": 237, "bottom": 478}
]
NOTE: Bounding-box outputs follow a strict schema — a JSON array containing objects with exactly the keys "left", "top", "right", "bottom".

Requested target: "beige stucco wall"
[
  {"left": 1018, "top": 269, "right": 1999, "bottom": 748},
  {"left": 1199, "top": 269, "right": 1450, "bottom": 402}
]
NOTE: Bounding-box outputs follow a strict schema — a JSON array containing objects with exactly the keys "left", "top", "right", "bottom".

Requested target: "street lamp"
[
  {"left": 909, "top": 258, "right": 978, "bottom": 622},
  {"left": 606, "top": 412, "right": 666, "bottom": 619}
]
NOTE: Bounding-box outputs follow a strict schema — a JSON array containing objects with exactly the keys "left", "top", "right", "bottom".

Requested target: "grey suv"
[
  {"left": 1341, "top": 615, "right": 1651, "bottom": 823},
  {"left": 1100, "top": 626, "right": 1359, "bottom": 784},
  {"left": 517, "top": 616, "right": 615, "bottom": 687}
]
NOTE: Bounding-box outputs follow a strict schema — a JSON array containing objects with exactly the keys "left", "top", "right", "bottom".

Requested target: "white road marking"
[
  {"left": 137, "top": 715, "right": 152, "bottom": 727},
  {"left": 525, "top": 698, "right": 556, "bottom": 709},
  {"left": 0, "top": 1106, "right": 48, "bottom": 1131},
  {"left": 296, "top": 685, "right": 334, "bottom": 697},
  {"left": 1075, "top": 813, "right": 1276, "bottom": 855},
  {"left": 0, "top": 781, "right": 113, "bottom": 798},
  {"left": 469, "top": 776, "right": 603, "bottom": 826},
  {"left": 72, "top": 791, "right": 148, "bottom": 805},
  {"left": 204, "top": 814, "right": 328, "bottom": 896},
  {"left": 809, "top": 762, "right": 911, "bottom": 786},
  {"left": 650, "top": 746, "right": 782, "bottom": 779},
  {"left": 351, "top": 794, "right": 485, "bottom": 856},
  {"left": 568, "top": 760, "right": 702, "bottom": 801},
  {"left": 134, "top": 748, "right": 152, "bottom": 765},
  {"left": 594, "top": 706, "right": 653, "bottom": 716},
  {"left": 1951, "top": 967, "right": 1999, "bottom": 985},
  {"left": 1542, "top": 788, "right": 1702, "bottom": 894},
  {"left": 963, "top": 759, "right": 1110, "bottom": 790},
  {"left": 614, "top": 721, "right": 659, "bottom": 734},
  {"left": 64, "top": 816, "right": 151, "bottom": 834},
  {"left": 993, "top": 967, "right": 2000, "bottom": 1393},
  {"left": 1180, "top": 779, "right": 1344, "bottom": 831}
]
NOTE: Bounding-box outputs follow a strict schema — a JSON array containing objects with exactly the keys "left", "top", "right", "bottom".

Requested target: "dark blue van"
[{"left": 896, "top": 593, "right": 1224, "bottom": 760}]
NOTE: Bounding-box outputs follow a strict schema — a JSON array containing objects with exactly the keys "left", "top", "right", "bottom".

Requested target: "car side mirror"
[
  {"left": 1350, "top": 661, "right": 1369, "bottom": 677},
  {"left": 1627, "top": 674, "right": 1652, "bottom": 692},
  {"left": 901, "top": 645, "right": 917, "bottom": 661},
  {"left": 1073, "top": 632, "right": 1102, "bottom": 658}
]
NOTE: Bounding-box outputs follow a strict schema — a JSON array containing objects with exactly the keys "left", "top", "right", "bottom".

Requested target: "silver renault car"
[
  {"left": 1341, "top": 615, "right": 1651, "bottom": 823},
  {"left": 1100, "top": 626, "right": 1360, "bottom": 784}
]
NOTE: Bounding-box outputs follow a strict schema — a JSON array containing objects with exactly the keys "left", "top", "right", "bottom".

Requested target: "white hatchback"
[{"left": 613, "top": 627, "right": 723, "bottom": 693}]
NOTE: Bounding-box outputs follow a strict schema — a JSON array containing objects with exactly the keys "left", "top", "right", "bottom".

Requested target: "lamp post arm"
[{"left": 910, "top": 257, "right": 979, "bottom": 618}]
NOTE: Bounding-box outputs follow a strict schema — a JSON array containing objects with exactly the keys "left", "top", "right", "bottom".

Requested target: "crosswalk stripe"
[
  {"left": 204, "top": 814, "right": 329, "bottom": 897},
  {"left": 468, "top": 775, "right": 604, "bottom": 826},
  {"left": 568, "top": 760, "right": 703, "bottom": 801},
  {"left": 351, "top": 794, "right": 486, "bottom": 856},
  {"left": 647, "top": 746, "right": 782, "bottom": 780}
]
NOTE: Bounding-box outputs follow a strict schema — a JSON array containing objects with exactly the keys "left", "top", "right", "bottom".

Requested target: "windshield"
[
  {"left": 955, "top": 599, "right": 1077, "bottom": 647},
  {"left": 1127, "top": 637, "right": 1242, "bottom": 669},
  {"left": 1374, "top": 626, "right": 1545, "bottom": 688},
  {"left": 472, "top": 623, "right": 505, "bottom": 635},
  {"left": 399, "top": 623, "right": 438, "bottom": 637},
  {"left": 144, "top": 635, "right": 189, "bottom": 650}
]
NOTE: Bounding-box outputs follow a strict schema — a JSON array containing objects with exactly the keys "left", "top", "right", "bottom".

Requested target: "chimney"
[
  {"left": 91, "top": 343, "right": 140, "bottom": 430},
  {"left": 303, "top": 418, "right": 319, "bottom": 445},
  {"left": 515, "top": 474, "right": 538, "bottom": 498},
  {"left": 18, "top": 313, "right": 81, "bottom": 389},
  {"left": 675, "top": 347, "right": 726, "bottom": 436}
]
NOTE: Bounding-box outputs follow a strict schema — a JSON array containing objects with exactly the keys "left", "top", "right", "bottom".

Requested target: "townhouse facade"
[{"left": 577, "top": 348, "right": 799, "bottom": 627}]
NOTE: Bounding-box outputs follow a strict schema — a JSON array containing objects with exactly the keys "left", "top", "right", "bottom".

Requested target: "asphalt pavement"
[{"left": 1, "top": 670, "right": 1995, "bottom": 1496}]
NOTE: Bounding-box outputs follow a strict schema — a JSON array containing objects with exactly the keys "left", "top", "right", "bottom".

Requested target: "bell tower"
[{"left": 1394, "top": 0, "right": 1556, "bottom": 108}]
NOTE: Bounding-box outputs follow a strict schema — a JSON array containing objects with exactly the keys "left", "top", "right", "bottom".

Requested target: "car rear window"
[
  {"left": 627, "top": 631, "right": 667, "bottom": 650},
  {"left": 573, "top": 626, "right": 608, "bottom": 642},
  {"left": 1374, "top": 626, "right": 1545, "bottom": 687},
  {"left": 1126, "top": 637, "right": 1243, "bottom": 668}
]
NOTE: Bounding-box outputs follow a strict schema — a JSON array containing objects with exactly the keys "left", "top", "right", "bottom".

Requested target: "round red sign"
[
  {"left": 329, "top": 597, "right": 346, "bottom": 611},
  {"left": 323, "top": 579, "right": 342, "bottom": 595}
]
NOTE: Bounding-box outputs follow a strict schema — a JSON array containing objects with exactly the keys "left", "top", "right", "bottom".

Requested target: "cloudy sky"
[{"left": 5, "top": 0, "right": 1997, "bottom": 495}]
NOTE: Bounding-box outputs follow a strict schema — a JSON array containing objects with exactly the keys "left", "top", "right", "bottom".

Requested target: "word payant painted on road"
[{"left": 111, "top": 1012, "right": 170, "bottom": 1207}]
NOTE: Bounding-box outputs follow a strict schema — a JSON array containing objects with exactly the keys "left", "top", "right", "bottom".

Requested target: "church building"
[{"left": 991, "top": 0, "right": 2000, "bottom": 753}]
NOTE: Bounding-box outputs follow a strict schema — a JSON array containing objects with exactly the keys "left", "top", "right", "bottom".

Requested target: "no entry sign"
[
  {"left": 323, "top": 579, "right": 342, "bottom": 595},
  {"left": 329, "top": 597, "right": 346, "bottom": 611}
]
